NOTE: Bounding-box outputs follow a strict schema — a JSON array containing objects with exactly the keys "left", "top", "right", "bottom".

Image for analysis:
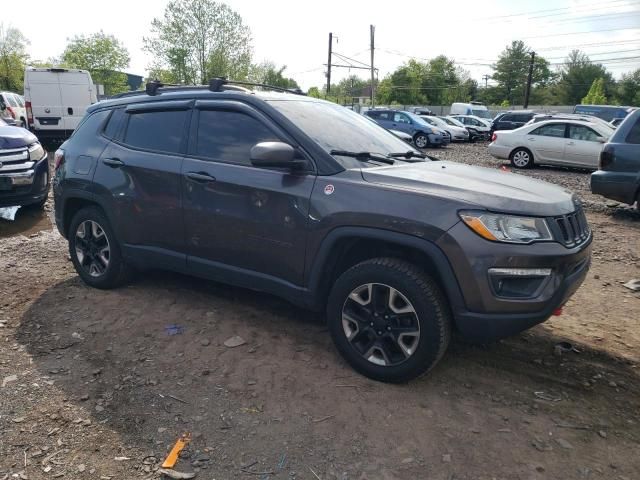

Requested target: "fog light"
[{"left": 488, "top": 268, "right": 552, "bottom": 299}]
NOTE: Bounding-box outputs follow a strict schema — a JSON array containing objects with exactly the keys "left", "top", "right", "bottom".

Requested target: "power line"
[
  {"left": 475, "top": 0, "right": 637, "bottom": 21},
  {"left": 534, "top": 39, "right": 640, "bottom": 51},
  {"left": 521, "top": 26, "right": 639, "bottom": 39}
]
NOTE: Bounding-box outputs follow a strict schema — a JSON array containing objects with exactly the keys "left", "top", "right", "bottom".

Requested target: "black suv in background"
[
  {"left": 53, "top": 80, "right": 592, "bottom": 382},
  {"left": 491, "top": 110, "right": 536, "bottom": 135}
]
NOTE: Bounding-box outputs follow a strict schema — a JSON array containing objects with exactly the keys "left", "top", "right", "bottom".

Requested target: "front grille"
[
  {"left": 0, "top": 148, "right": 33, "bottom": 174},
  {"left": 551, "top": 207, "right": 590, "bottom": 247}
]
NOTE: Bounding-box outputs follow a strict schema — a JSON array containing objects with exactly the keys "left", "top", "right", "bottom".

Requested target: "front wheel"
[
  {"left": 414, "top": 133, "right": 429, "bottom": 149},
  {"left": 327, "top": 258, "right": 452, "bottom": 383},
  {"left": 68, "top": 206, "right": 132, "bottom": 289},
  {"left": 510, "top": 148, "right": 534, "bottom": 168}
]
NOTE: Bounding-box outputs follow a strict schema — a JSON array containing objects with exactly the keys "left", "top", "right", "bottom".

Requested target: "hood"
[
  {"left": 361, "top": 161, "right": 577, "bottom": 216},
  {"left": 0, "top": 126, "right": 37, "bottom": 149}
]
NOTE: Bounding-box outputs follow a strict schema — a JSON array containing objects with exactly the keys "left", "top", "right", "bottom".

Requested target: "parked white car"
[
  {"left": 419, "top": 115, "right": 469, "bottom": 142},
  {"left": 488, "top": 119, "right": 614, "bottom": 170},
  {"left": 0, "top": 91, "right": 27, "bottom": 127},
  {"left": 449, "top": 115, "right": 492, "bottom": 140}
]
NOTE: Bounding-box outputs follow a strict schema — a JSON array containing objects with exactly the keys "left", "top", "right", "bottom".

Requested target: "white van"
[
  {"left": 450, "top": 102, "right": 492, "bottom": 120},
  {"left": 24, "top": 67, "right": 97, "bottom": 143}
]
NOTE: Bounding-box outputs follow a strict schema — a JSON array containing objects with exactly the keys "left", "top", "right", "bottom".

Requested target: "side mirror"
[
  {"left": 250, "top": 142, "right": 306, "bottom": 169},
  {"left": 598, "top": 137, "right": 607, "bottom": 143}
]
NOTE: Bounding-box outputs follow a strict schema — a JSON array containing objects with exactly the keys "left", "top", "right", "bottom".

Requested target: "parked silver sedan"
[{"left": 488, "top": 119, "right": 615, "bottom": 170}]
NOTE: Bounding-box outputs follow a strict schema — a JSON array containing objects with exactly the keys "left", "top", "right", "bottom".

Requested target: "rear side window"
[
  {"left": 123, "top": 110, "right": 188, "bottom": 154},
  {"left": 5, "top": 94, "right": 18, "bottom": 107},
  {"left": 366, "top": 111, "right": 379, "bottom": 118},
  {"left": 501, "top": 114, "right": 515, "bottom": 122},
  {"left": 625, "top": 118, "right": 640, "bottom": 144},
  {"left": 195, "top": 110, "right": 278, "bottom": 165},
  {"left": 531, "top": 123, "right": 566, "bottom": 138},
  {"left": 103, "top": 108, "right": 125, "bottom": 139},
  {"left": 69, "top": 110, "right": 111, "bottom": 139}
]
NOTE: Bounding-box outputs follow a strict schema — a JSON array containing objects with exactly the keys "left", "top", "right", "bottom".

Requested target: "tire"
[
  {"left": 510, "top": 148, "right": 534, "bottom": 169},
  {"left": 68, "top": 206, "right": 132, "bottom": 289},
  {"left": 327, "top": 257, "right": 452, "bottom": 383},
  {"left": 414, "top": 133, "right": 429, "bottom": 149},
  {"left": 467, "top": 129, "right": 477, "bottom": 143}
]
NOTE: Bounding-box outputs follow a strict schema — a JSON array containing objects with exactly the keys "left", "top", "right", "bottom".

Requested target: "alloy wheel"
[
  {"left": 75, "top": 220, "right": 110, "bottom": 278},
  {"left": 512, "top": 150, "right": 530, "bottom": 167},
  {"left": 415, "top": 135, "right": 428, "bottom": 148},
  {"left": 342, "top": 283, "right": 420, "bottom": 366}
]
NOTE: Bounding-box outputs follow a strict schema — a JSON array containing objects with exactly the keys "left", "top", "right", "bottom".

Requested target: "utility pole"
[
  {"left": 523, "top": 51, "right": 535, "bottom": 108},
  {"left": 370, "top": 25, "right": 375, "bottom": 107},
  {"left": 326, "top": 32, "right": 333, "bottom": 94},
  {"left": 482, "top": 74, "right": 490, "bottom": 88}
]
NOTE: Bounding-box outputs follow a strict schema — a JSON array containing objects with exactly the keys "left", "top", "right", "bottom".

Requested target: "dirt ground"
[{"left": 1, "top": 147, "right": 639, "bottom": 480}]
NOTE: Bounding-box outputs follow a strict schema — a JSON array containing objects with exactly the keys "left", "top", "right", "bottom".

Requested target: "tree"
[
  {"left": 62, "top": 31, "right": 130, "bottom": 95},
  {"left": 307, "top": 86, "right": 321, "bottom": 98},
  {"left": 491, "top": 41, "right": 553, "bottom": 105},
  {"left": 553, "top": 50, "right": 615, "bottom": 105},
  {"left": 615, "top": 69, "right": 640, "bottom": 106},
  {"left": 0, "top": 24, "right": 29, "bottom": 92},
  {"left": 582, "top": 78, "right": 607, "bottom": 105},
  {"left": 249, "top": 61, "right": 299, "bottom": 89},
  {"left": 145, "top": 0, "right": 252, "bottom": 85}
]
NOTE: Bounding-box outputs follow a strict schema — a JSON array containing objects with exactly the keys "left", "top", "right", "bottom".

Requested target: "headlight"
[
  {"left": 460, "top": 211, "right": 552, "bottom": 244},
  {"left": 28, "top": 143, "right": 46, "bottom": 161}
]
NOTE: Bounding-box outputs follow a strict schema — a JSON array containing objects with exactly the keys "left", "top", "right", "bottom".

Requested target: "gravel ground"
[{"left": 1, "top": 147, "right": 639, "bottom": 480}]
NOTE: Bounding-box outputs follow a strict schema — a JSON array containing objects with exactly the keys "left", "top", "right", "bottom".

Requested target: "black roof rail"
[{"left": 111, "top": 78, "right": 306, "bottom": 100}]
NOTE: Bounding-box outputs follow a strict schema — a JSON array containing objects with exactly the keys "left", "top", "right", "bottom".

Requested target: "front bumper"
[
  {"left": 0, "top": 154, "right": 49, "bottom": 207},
  {"left": 590, "top": 170, "right": 638, "bottom": 205},
  {"left": 437, "top": 221, "right": 592, "bottom": 341}
]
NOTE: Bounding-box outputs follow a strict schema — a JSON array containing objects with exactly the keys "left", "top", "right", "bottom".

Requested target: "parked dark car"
[
  {"left": 591, "top": 109, "right": 640, "bottom": 209},
  {"left": 365, "top": 109, "right": 450, "bottom": 148},
  {"left": 491, "top": 110, "right": 535, "bottom": 135},
  {"left": 53, "top": 80, "right": 592, "bottom": 382},
  {"left": 0, "top": 121, "right": 49, "bottom": 209}
]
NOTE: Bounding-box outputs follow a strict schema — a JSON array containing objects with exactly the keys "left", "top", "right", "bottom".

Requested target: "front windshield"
[
  {"left": 268, "top": 100, "right": 421, "bottom": 168},
  {"left": 404, "top": 111, "right": 430, "bottom": 127},
  {"left": 472, "top": 109, "right": 491, "bottom": 119},
  {"left": 440, "top": 116, "right": 464, "bottom": 127}
]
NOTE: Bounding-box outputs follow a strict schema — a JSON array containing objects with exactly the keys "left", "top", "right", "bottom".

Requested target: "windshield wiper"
[
  {"left": 329, "top": 150, "right": 395, "bottom": 165},
  {"left": 389, "top": 151, "right": 427, "bottom": 161}
]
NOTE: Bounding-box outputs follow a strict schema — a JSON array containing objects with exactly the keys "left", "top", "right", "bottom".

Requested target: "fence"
[{"left": 351, "top": 104, "right": 576, "bottom": 116}]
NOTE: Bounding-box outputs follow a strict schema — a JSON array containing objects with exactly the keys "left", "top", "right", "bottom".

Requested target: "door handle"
[
  {"left": 527, "top": 137, "right": 535, "bottom": 141},
  {"left": 102, "top": 157, "right": 124, "bottom": 167},
  {"left": 567, "top": 141, "right": 575, "bottom": 146},
  {"left": 185, "top": 171, "right": 216, "bottom": 182}
]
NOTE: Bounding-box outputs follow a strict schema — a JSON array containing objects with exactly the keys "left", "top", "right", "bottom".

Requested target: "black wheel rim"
[
  {"left": 75, "top": 220, "right": 110, "bottom": 278},
  {"left": 342, "top": 283, "right": 420, "bottom": 366}
]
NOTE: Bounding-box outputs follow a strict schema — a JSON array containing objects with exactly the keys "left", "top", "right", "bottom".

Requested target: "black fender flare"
[
  {"left": 56, "top": 189, "right": 120, "bottom": 241},
  {"left": 305, "top": 226, "right": 466, "bottom": 314}
]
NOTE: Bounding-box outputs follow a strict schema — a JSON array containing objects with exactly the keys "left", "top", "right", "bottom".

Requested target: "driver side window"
[{"left": 568, "top": 124, "right": 601, "bottom": 142}]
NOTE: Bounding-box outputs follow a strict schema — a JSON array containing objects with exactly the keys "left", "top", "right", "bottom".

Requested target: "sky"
[{"left": 4, "top": 0, "right": 640, "bottom": 90}]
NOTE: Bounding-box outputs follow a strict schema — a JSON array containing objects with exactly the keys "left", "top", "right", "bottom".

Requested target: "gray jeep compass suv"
[{"left": 53, "top": 79, "right": 592, "bottom": 382}]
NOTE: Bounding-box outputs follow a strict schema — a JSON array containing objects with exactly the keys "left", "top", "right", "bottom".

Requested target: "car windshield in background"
[
  {"left": 472, "top": 109, "right": 491, "bottom": 119},
  {"left": 267, "top": 100, "right": 421, "bottom": 168},
  {"left": 440, "top": 117, "right": 464, "bottom": 127}
]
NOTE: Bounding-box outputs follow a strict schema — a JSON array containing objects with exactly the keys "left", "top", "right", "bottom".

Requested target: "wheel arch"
[
  {"left": 306, "top": 227, "right": 466, "bottom": 315},
  {"left": 59, "top": 191, "right": 117, "bottom": 240}
]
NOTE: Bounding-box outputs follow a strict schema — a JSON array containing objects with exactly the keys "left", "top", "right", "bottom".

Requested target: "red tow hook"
[{"left": 552, "top": 307, "right": 564, "bottom": 316}]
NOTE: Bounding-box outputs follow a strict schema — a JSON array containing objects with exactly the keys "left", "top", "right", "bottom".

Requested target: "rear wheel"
[
  {"left": 327, "top": 258, "right": 452, "bottom": 383},
  {"left": 414, "top": 133, "right": 429, "bottom": 149},
  {"left": 510, "top": 148, "right": 534, "bottom": 169},
  {"left": 68, "top": 206, "right": 132, "bottom": 289}
]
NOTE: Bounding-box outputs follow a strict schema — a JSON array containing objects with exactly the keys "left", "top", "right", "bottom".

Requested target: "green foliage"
[
  {"left": 375, "top": 56, "right": 475, "bottom": 105},
  {"left": 500, "top": 99, "right": 510, "bottom": 107},
  {"left": 144, "top": 0, "right": 252, "bottom": 84},
  {"left": 581, "top": 78, "right": 607, "bottom": 105},
  {"left": 62, "top": 31, "right": 130, "bottom": 95},
  {"left": 615, "top": 69, "right": 640, "bottom": 106},
  {"left": 491, "top": 41, "right": 554, "bottom": 105},
  {"left": 553, "top": 50, "right": 614, "bottom": 105},
  {"left": 0, "top": 24, "right": 29, "bottom": 92},
  {"left": 249, "top": 62, "right": 299, "bottom": 89},
  {"left": 307, "top": 86, "right": 321, "bottom": 98}
]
